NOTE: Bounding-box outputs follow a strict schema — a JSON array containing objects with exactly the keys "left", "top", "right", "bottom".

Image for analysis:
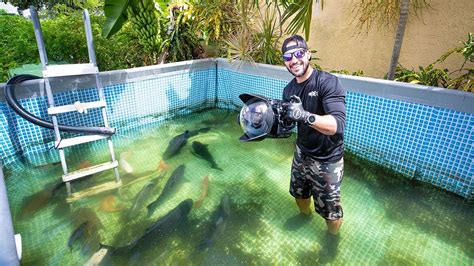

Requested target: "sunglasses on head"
[{"left": 282, "top": 49, "right": 306, "bottom": 62}]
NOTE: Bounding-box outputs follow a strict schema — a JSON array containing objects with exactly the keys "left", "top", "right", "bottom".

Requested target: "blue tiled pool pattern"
[
  {"left": 345, "top": 92, "right": 472, "bottom": 198},
  {"left": 0, "top": 69, "right": 216, "bottom": 164},
  {"left": 0, "top": 66, "right": 472, "bottom": 198},
  {"left": 216, "top": 68, "right": 287, "bottom": 109},
  {"left": 216, "top": 69, "right": 473, "bottom": 199}
]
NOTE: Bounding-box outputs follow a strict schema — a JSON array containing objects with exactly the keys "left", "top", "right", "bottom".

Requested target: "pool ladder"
[{"left": 30, "top": 7, "right": 121, "bottom": 200}]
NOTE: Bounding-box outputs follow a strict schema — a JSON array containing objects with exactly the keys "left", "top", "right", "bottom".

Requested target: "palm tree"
[
  {"left": 352, "top": 0, "right": 431, "bottom": 79},
  {"left": 387, "top": 0, "right": 409, "bottom": 80}
]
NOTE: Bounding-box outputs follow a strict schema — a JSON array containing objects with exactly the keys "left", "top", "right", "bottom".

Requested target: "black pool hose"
[{"left": 5, "top": 74, "right": 115, "bottom": 135}]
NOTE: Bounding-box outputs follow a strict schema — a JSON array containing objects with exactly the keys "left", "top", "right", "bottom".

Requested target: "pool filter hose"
[{"left": 5, "top": 74, "right": 115, "bottom": 135}]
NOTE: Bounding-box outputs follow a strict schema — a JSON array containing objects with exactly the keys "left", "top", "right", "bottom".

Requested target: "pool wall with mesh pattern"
[{"left": 0, "top": 59, "right": 472, "bottom": 199}]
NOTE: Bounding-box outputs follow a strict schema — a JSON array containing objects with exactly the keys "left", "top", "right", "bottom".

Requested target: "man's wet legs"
[
  {"left": 326, "top": 218, "right": 343, "bottom": 235},
  {"left": 296, "top": 198, "right": 311, "bottom": 215}
]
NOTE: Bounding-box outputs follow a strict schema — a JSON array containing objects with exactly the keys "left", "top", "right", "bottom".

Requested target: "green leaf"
[
  {"left": 155, "top": 0, "right": 170, "bottom": 14},
  {"left": 102, "top": 0, "right": 130, "bottom": 38},
  {"left": 281, "top": 0, "right": 314, "bottom": 39}
]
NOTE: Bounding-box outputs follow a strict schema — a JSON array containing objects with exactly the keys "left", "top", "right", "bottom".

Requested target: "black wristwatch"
[{"left": 306, "top": 114, "right": 317, "bottom": 125}]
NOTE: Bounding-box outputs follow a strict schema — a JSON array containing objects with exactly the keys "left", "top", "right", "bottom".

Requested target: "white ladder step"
[
  {"left": 48, "top": 100, "right": 107, "bottom": 115},
  {"left": 43, "top": 63, "right": 98, "bottom": 78},
  {"left": 56, "top": 134, "right": 109, "bottom": 149},
  {"left": 63, "top": 160, "right": 118, "bottom": 182}
]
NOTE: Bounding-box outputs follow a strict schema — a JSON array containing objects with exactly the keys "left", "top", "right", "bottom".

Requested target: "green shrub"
[
  {"left": 0, "top": 14, "right": 39, "bottom": 82},
  {"left": 0, "top": 12, "right": 145, "bottom": 82},
  {"left": 393, "top": 33, "right": 473, "bottom": 92}
]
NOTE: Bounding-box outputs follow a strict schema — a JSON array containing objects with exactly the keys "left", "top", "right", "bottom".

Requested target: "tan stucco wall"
[{"left": 305, "top": 0, "right": 474, "bottom": 78}]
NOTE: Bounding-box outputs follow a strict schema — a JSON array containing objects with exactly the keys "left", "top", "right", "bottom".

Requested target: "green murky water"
[{"left": 4, "top": 109, "right": 473, "bottom": 265}]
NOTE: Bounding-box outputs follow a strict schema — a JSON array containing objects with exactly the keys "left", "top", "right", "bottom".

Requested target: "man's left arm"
[{"left": 312, "top": 76, "right": 346, "bottom": 136}]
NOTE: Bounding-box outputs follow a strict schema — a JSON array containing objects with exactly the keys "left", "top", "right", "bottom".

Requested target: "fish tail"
[
  {"left": 212, "top": 165, "right": 223, "bottom": 171},
  {"left": 196, "top": 240, "right": 210, "bottom": 252},
  {"left": 99, "top": 242, "right": 113, "bottom": 250},
  {"left": 146, "top": 205, "right": 154, "bottom": 217}
]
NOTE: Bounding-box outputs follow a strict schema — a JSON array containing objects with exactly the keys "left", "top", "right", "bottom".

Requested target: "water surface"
[{"left": 4, "top": 109, "right": 473, "bottom": 265}]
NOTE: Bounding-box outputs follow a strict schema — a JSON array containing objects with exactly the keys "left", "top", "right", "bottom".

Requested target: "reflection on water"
[{"left": 4, "top": 109, "right": 473, "bottom": 265}]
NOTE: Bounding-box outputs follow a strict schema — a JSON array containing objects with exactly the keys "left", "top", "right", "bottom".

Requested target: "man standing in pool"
[{"left": 281, "top": 35, "right": 346, "bottom": 237}]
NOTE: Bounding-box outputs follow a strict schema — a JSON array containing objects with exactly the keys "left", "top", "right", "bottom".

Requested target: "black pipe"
[{"left": 4, "top": 74, "right": 115, "bottom": 135}]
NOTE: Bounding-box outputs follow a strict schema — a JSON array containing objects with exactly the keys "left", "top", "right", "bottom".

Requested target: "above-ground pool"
[{"left": 1, "top": 59, "right": 472, "bottom": 265}]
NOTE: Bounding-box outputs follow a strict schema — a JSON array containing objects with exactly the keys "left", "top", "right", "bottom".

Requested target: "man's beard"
[{"left": 286, "top": 60, "right": 310, "bottom": 77}]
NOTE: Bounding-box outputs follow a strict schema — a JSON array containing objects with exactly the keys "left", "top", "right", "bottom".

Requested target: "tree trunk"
[{"left": 387, "top": 0, "right": 409, "bottom": 80}]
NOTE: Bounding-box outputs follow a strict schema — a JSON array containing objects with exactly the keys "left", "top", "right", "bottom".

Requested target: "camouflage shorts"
[{"left": 289, "top": 146, "right": 344, "bottom": 220}]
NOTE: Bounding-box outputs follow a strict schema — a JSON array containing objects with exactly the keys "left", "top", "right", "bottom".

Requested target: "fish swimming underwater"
[
  {"left": 68, "top": 221, "right": 89, "bottom": 250},
  {"left": 99, "top": 195, "right": 123, "bottom": 213},
  {"left": 192, "top": 141, "right": 223, "bottom": 171},
  {"left": 17, "top": 181, "right": 65, "bottom": 219},
  {"left": 193, "top": 175, "right": 209, "bottom": 209},
  {"left": 103, "top": 199, "right": 194, "bottom": 259},
  {"left": 68, "top": 208, "right": 104, "bottom": 255},
  {"left": 146, "top": 165, "right": 186, "bottom": 217},
  {"left": 196, "top": 194, "right": 231, "bottom": 251},
  {"left": 127, "top": 173, "right": 164, "bottom": 218},
  {"left": 162, "top": 127, "right": 210, "bottom": 160},
  {"left": 119, "top": 152, "right": 134, "bottom": 174}
]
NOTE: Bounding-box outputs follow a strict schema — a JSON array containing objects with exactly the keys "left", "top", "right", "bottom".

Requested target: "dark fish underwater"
[
  {"left": 197, "top": 194, "right": 231, "bottom": 251},
  {"left": 146, "top": 165, "right": 186, "bottom": 217},
  {"left": 68, "top": 208, "right": 104, "bottom": 256},
  {"left": 127, "top": 180, "right": 157, "bottom": 219},
  {"left": 192, "top": 141, "right": 223, "bottom": 171},
  {"left": 162, "top": 127, "right": 210, "bottom": 160},
  {"left": 17, "top": 181, "right": 65, "bottom": 219},
  {"left": 101, "top": 199, "right": 194, "bottom": 262}
]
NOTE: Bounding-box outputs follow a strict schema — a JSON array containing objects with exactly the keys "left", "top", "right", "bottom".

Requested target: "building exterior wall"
[{"left": 307, "top": 0, "right": 474, "bottom": 78}]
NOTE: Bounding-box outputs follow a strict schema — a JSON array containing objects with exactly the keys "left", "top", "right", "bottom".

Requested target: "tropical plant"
[
  {"left": 386, "top": 0, "right": 409, "bottom": 80},
  {"left": 225, "top": 28, "right": 257, "bottom": 67},
  {"left": 330, "top": 69, "right": 364, "bottom": 76},
  {"left": 351, "top": 0, "right": 430, "bottom": 33},
  {"left": 164, "top": 1, "right": 201, "bottom": 62},
  {"left": 254, "top": 2, "right": 283, "bottom": 65},
  {"left": 102, "top": 0, "right": 203, "bottom": 63},
  {"left": 101, "top": 0, "right": 327, "bottom": 64},
  {"left": 394, "top": 33, "right": 474, "bottom": 92},
  {"left": 394, "top": 64, "right": 449, "bottom": 87},
  {"left": 194, "top": 0, "right": 240, "bottom": 44},
  {"left": 350, "top": 0, "right": 431, "bottom": 80},
  {"left": 221, "top": 0, "right": 287, "bottom": 66},
  {"left": 126, "top": 0, "right": 163, "bottom": 64},
  {"left": 252, "top": 0, "right": 323, "bottom": 40}
]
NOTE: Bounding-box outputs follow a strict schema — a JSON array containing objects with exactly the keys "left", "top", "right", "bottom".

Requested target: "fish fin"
[{"left": 190, "top": 149, "right": 203, "bottom": 159}]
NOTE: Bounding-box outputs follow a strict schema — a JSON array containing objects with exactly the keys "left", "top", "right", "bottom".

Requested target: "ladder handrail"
[
  {"left": 29, "top": 6, "right": 48, "bottom": 68},
  {"left": 83, "top": 10, "right": 97, "bottom": 65},
  {"left": 28, "top": 6, "right": 121, "bottom": 197}
]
